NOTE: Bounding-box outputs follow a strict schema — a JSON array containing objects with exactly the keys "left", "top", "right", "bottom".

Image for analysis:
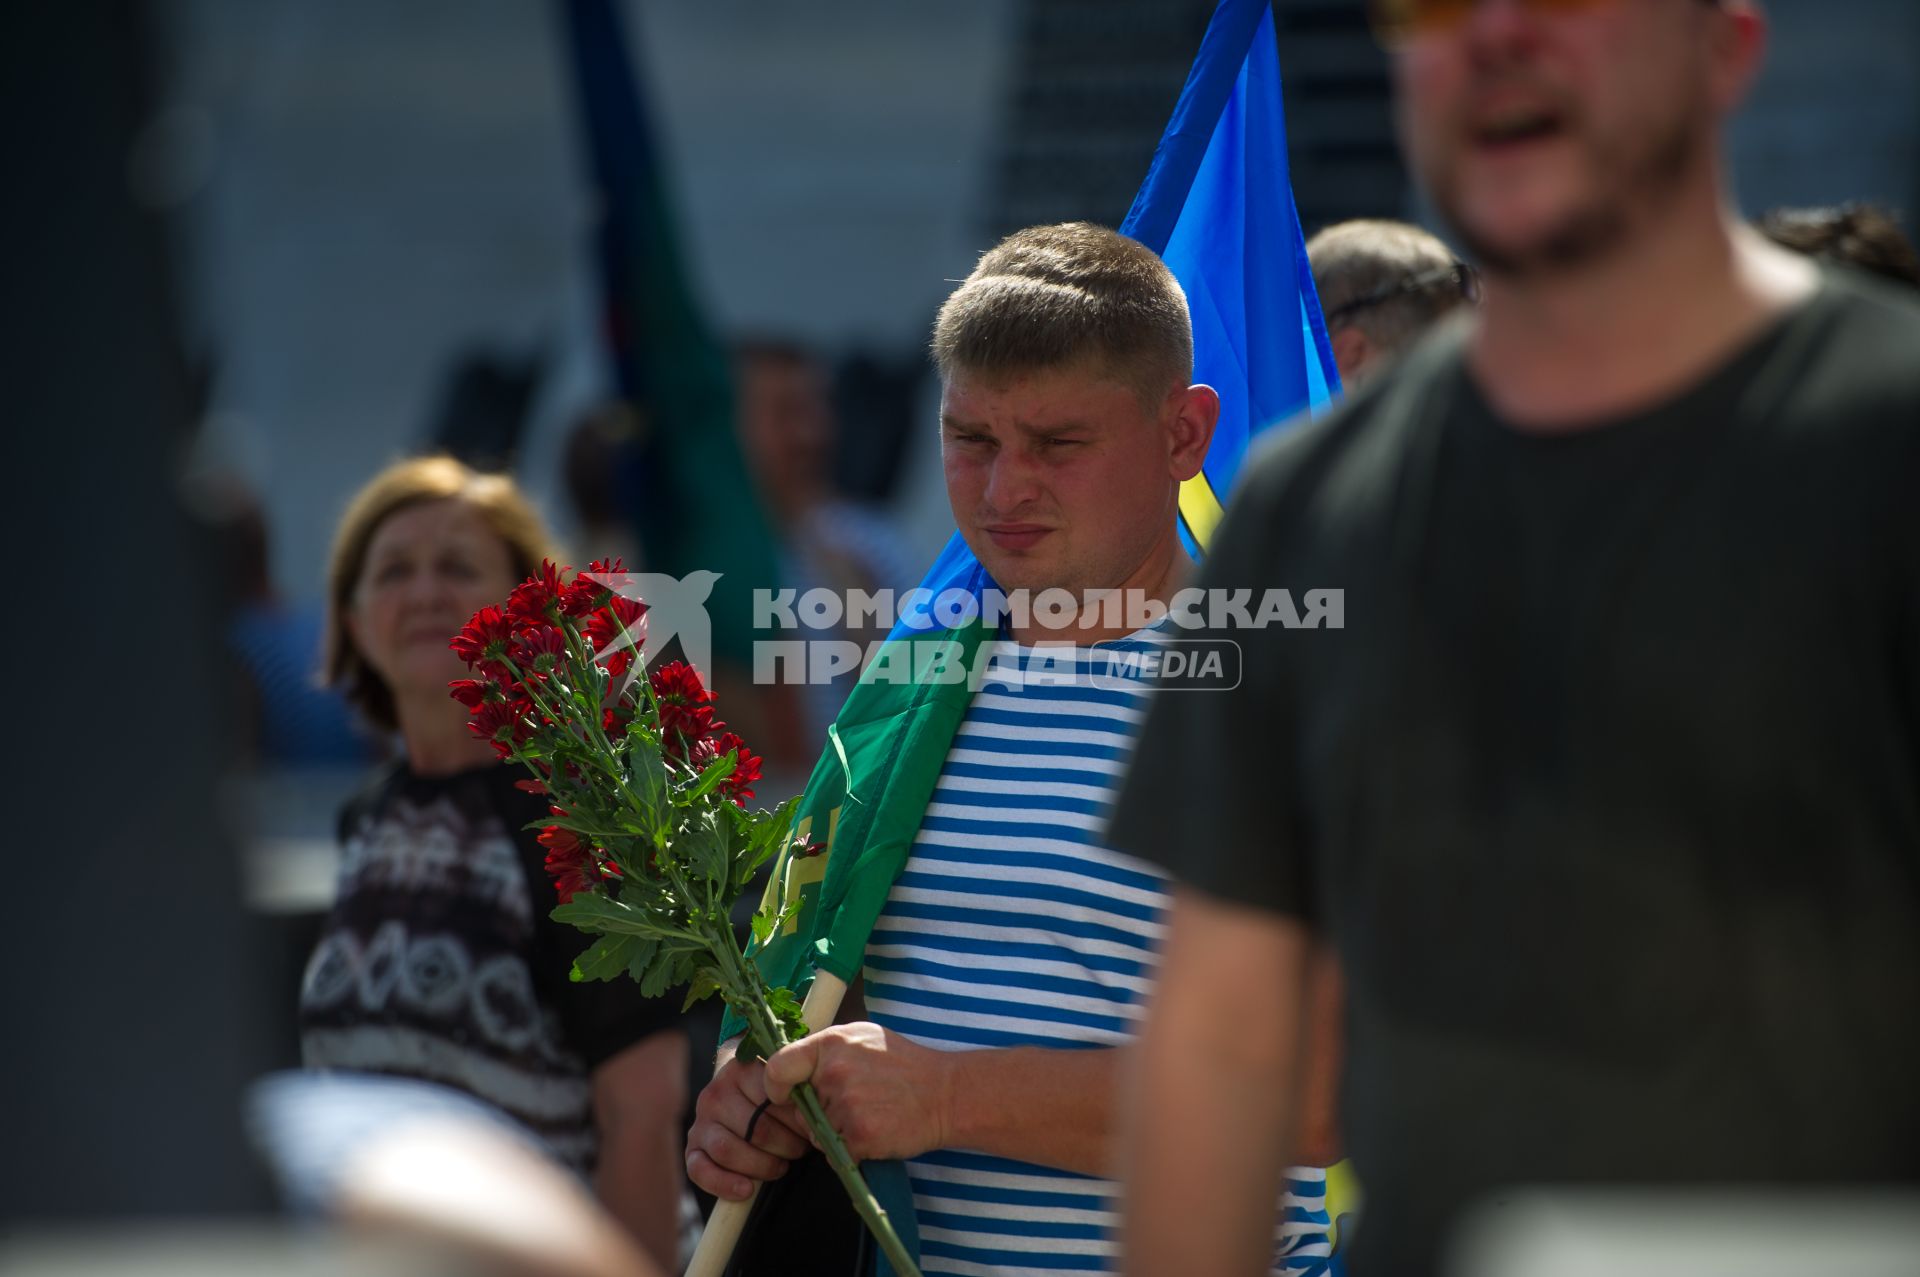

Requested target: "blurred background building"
[{"left": 161, "top": 0, "right": 1919, "bottom": 607}]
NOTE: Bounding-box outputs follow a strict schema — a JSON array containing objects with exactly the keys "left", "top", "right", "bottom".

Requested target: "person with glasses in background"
[
  {"left": 1307, "top": 219, "right": 1479, "bottom": 383},
  {"left": 1113, "top": 0, "right": 1920, "bottom": 1272}
]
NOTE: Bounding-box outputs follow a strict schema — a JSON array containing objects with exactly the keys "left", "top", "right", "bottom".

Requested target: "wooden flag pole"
[{"left": 683, "top": 971, "right": 851, "bottom": 1277}]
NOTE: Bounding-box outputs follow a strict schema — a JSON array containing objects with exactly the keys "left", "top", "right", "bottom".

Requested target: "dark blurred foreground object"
[
  {"left": 0, "top": 0, "right": 273, "bottom": 1222},
  {"left": 1447, "top": 1188, "right": 1920, "bottom": 1277},
  {"left": 1757, "top": 203, "right": 1920, "bottom": 289},
  {"left": 720, "top": 1151, "right": 873, "bottom": 1277}
]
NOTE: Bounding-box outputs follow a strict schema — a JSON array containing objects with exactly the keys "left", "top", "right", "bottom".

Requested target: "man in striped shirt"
[{"left": 685, "top": 223, "right": 1338, "bottom": 1275}]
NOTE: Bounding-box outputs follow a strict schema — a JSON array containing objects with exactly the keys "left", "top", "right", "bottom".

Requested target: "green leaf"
[
  {"left": 637, "top": 953, "right": 675, "bottom": 999},
  {"left": 749, "top": 901, "right": 777, "bottom": 947},
  {"left": 616, "top": 870, "right": 675, "bottom": 918},
  {"left": 626, "top": 731, "right": 672, "bottom": 841},
  {"left": 683, "top": 748, "right": 738, "bottom": 805},
  {"left": 681, "top": 967, "right": 722, "bottom": 1012},
  {"left": 552, "top": 894, "right": 680, "bottom": 940},
  {"left": 621, "top": 937, "right": 661, "bottom": 984},
  {"left": 729, "top": 799, "right": 809, "bottom": 919},
  {"left": 765, "top": 984, "right": 810, "bottom": 1043},
  {"left": 713, "top": 807, "right": 746, "bottom": 882},
  {"left": 735, "top": 795, "right": 804, "bottom": 889},
  {"left": 676, "top": 810, "right": 729, "bottom": 894},
  {"left": 526, "top": 812, "right": 604, "bottom": 841},
  {"left": 569, "top": 931, "right": 638, "bottom": 983}
]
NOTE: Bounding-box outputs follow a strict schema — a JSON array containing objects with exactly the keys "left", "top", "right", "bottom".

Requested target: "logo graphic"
[{"left": 585, "top": 570, "right": 721, "bottom": 676}]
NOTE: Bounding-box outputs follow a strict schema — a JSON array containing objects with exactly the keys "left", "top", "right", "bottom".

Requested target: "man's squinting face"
[
  {"left": 1396, "top": 0, "right": 1729, "bottom": 274},
  {"left": 350, "top": 500, "right": 521, "bottom": 706},
  {"left": 941, "top": 362, "right": 1187, "bottom": 597}
]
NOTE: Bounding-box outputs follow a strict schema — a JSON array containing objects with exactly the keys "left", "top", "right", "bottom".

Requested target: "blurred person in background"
[
  {"left": 1757, "top": 201, "right": 1920, "bottom": 289},
  {"left": 1115, "top": 0, "right": 1920, "bottom": 1273},
  {"left": 211, "top": 477, "right": 381, "bottom": 767},
  {"left": 735, "top": 339, "right": 915, "bottom": 736},
  {"left": 301, "top": 455, "right": 691, "bottom": 1267},
  {"left": 562, "top": 402, "right": 649, "bottom": 573},
  {"left": 1306, "top": 218, "right": 1479, "bottom": 383}
]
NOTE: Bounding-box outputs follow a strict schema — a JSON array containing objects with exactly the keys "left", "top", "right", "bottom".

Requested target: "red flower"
[
  {"left": 537, "top": 824, "right": 581, "bottom": 854},
  {"left": 511, "top": 626, "right": 568, "bottom": 682},
  {"left": 584, "top": 594, "right": 648, "bottom": 676},
  {"left": 561, "top": 558, "right": 627, "bottom": 618},
  {"left": 650, "top": 661, "right": 717, "bottom": 751},
  {"left": 603, "top": 702, "right": 635, "bottom": 735},
  {"left": 450, "top": 606, "right": 516, "bottom": 669},
  {"left": 611, "top": 591, "right": 646, "bottom": 631},
  {"left": 447, "top": 677, "right": 504, "bottom": 709},
  {"left": 681, "top": 729, "right": 761, "bottom": 805},
  {"left": 467, "top": 698, "right": 531, "bottom": 759},
  {"left": 713, "top": 731, "right": 762, "bottom": 802},
  {"left": 506, "top": 581, "right": 555, "bottom": 629},
  {"left": 505, "top": 561, "right": 569, "bottom": 628},
  {"left": 538, "top": 825, "right": 595, "bottom": 903}
]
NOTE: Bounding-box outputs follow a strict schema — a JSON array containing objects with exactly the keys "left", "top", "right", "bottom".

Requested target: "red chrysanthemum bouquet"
[{"left": 449, "top": 560, "right": 919, "bottom": 1276}]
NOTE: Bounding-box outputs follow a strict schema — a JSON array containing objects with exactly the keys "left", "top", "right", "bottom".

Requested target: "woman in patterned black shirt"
[{"left": 301, "top": 455, "right": 689, "bottom": 1267}]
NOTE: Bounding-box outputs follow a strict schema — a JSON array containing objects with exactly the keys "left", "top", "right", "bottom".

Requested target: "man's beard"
[{"left": 1434, "top": 108, "right": 1702, "bottom": 280}]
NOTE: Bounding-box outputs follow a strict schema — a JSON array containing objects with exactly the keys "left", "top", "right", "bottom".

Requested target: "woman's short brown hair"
[{"left": 322, "top": 455, "right": 555, "bottom": 732}]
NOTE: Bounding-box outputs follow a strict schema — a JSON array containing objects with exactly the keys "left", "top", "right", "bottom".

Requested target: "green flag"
[
  {"left": 560, "top": 0, "right": 779, "bottom": 666},
  {"left": 722, "top": 609, "right": 991, "bottom": 1037}
]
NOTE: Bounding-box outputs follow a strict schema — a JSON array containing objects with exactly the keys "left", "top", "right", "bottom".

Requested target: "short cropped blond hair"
[
  {"left": 322, "top": 455, "right": 555, "bottom": 731},
  {"left": 931, "top": 222, "right": 1193, "bottom": 402}
]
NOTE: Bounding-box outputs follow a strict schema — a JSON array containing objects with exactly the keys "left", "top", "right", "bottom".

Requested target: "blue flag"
[
  {"left": 1122, "top": 0, "right": 1342, "bottom": 552},
  {"left": 902, "top": 0, "right": 1340, "bottom": 609}
]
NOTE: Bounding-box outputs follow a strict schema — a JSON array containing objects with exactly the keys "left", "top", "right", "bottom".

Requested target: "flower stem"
[
  {"left": 704, "top": 926, "right": 921, "bottom": 1276},
  {"left": 788, "top": 1080, "right": 921, "bottom": 1277}
]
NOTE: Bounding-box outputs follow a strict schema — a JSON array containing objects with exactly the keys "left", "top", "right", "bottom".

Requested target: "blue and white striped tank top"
[{"left": 862, "top": 632, "right": 1335, "bottom": 1275}]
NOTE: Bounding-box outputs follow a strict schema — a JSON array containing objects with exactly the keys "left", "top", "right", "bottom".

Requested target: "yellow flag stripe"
[
  {"left": 1178, "top": 470, "right": 1227, "bottom": 552},
  {"left": 1326, "top": 1158, "right": 1361, "bottom": 1249}
]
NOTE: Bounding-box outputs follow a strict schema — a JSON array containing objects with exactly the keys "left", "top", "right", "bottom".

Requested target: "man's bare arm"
[
  {"left": 1121, "top": 887, "right": 1312, "bottom": 1277},
  {"left": 762, "top": 1023, "right": 1122, "bottom": 1176},
  {"left": 1293, "top": 940, "right": 1345, "bottom": 1167}
]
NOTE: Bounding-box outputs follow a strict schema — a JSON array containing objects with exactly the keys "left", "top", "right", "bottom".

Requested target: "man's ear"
[
  {"left": 1331, "top": 327, "right": 1372, "bottom": 383},
  {"left": 1167, "top": 383, "right": 1220, "bottom": 482}
]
